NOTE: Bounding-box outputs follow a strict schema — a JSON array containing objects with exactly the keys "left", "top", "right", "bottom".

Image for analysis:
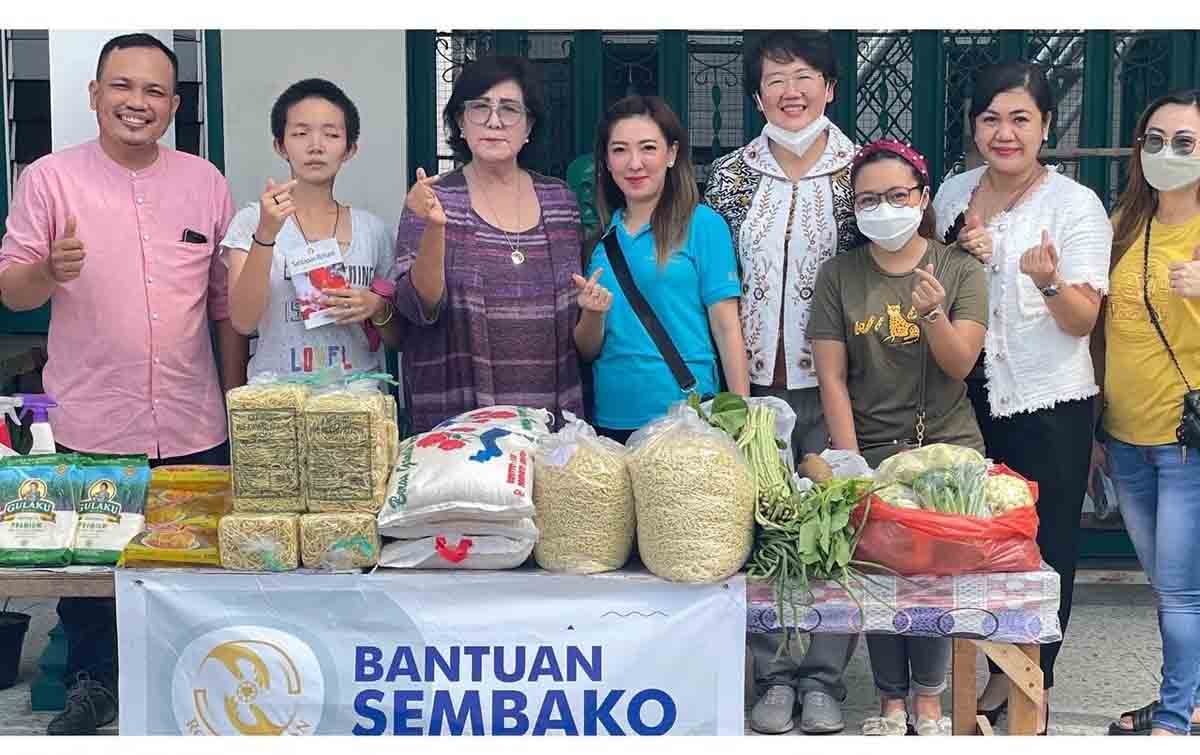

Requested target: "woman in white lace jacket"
[{"left": 933, "top": 62, "right": 1111, "bottom": 734}]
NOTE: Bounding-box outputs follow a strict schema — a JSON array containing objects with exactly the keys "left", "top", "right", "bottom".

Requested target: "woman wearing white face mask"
[
  {"left": 704, "top": 30, "right": 862, "bottom": 736},
  {"left": 933, "top": 63, "right": 1112, "bottom": 733},
  {"left": 1096, "top": 90, "right": 1200, "bottom": 738},
  {"left": 809, "top": 140, "right": 988, "bottom": 736}
]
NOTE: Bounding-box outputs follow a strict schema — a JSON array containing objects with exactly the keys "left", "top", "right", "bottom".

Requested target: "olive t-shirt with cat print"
[{"left": 807, "top": 239, "right": 988, "bottom": 453}]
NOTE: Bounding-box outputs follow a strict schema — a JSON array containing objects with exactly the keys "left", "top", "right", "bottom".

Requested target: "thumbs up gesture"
[
  {"left": 47, "top": 215, "right": 85, "bottom": 283},
  {"left": 256, "top": 177, "right": 298, "bottom": 243},
  {"left": 911, "top": 263, "right": 946, "bottom": 317},
  {"left": 958, "top": 212, "right": 993, "bottom": 264},
  {"left": 1168, "top": 244, "right": 1200, "bottom": 299},
  {"left": 1020, "top": 229, "right": 1060, "bottom": 289}
]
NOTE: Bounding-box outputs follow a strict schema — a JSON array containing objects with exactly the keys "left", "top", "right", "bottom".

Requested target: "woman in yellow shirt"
[{"left": 1098, "top": 90, "right": 1200, "bottom": 737}]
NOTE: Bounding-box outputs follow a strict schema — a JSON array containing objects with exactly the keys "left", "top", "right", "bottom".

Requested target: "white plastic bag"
[
  {"left": 378, "top": 408, "right": 550, "bottom": 530},
  {"left": 533, "top": 412, "right": 634, "bottom": 574},
  {"left": 627, "top": 404, "right": 755, "bottom": 583},
  {"left": 821, "top": 449, "right": 874, "bottom": 480},
  {"left": 378, "top": 531, "right": 535, "bottom": 570}
]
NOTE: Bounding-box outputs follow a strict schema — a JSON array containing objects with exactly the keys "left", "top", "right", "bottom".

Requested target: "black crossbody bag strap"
[
  {"left": 602, "top": 228, "right": 698, "bottom": 393},
  {"left": 1143, "top": 220, "right": 1195, "bottom": 392}
]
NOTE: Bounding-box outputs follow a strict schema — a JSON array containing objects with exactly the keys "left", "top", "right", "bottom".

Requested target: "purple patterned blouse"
[{"left": 391, "top": 169, "right": 585, "bottom": 433}]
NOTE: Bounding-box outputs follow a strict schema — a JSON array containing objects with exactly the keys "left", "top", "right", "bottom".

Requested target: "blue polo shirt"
[{"left": 587, "top": 204, "right": 741, "bottom": 430}]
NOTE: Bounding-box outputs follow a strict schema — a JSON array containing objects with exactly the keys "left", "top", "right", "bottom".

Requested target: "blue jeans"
[{"left": 1107, "top": 439, "right": 1200, "bottom": 735}]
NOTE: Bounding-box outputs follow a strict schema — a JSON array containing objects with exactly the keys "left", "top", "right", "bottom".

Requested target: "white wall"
[
  {"left": 220, "top": 31, "right": 407, "bottom": 229},
  {"left": 48, "top": 30, "right": 175, "bottom": 151}
]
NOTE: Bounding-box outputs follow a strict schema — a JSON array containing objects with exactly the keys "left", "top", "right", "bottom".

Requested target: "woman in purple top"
[{"left": 392, "top": 56, "right": 584, "bottom": 433}]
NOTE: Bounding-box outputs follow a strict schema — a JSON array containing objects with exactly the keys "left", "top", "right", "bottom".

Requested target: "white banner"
[{"left": 115, "top": 569, "right": 745, "bottom": 736}]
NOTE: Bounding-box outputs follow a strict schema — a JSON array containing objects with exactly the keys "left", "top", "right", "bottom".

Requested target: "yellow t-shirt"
[{"left": 1104, "top": 213, "right": 1200, "bottom": 445}]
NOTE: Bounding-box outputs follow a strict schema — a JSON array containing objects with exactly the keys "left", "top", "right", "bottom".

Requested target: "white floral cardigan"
[{"left": 705, "top": 124, "right": 862, "bottom": 390}]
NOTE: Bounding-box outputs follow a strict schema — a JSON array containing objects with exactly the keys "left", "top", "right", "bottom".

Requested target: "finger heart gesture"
[
  {"left": 572, "top": 269, "right": 612, "bottom": 313},
  {"left": 912, "top": 263, "right": 946, "bottom": 317}
]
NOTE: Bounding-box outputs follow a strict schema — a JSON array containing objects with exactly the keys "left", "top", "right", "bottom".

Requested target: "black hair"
[
  {"left": 96, "top": 33, "right": 179, "bottom": 90},
  {"left": 443, "top": 55, "right": 545, "bottom": 163},
  {"left": 850, "top": 149, "right": 937, "bottom": 241},
  {"left": 270, "top": 78, "right": 362, "bottom": 147},
  {"left": 970, "top": 62, "right": 1056, "bottom": 132},
  {"left": 744, "top": 31, "right": 838, "bottom": 98}
]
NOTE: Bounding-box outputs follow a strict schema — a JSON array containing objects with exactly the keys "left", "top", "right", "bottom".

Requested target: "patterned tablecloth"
[{"left": 747, "top": 564, "right": 1062, "bottom": 644}]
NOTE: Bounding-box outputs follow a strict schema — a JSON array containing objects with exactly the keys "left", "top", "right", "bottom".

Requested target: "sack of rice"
[
  {"left": 122, "top": 465, "right": 230, "bottom": 567},
  {"left": 378, "top": 407, "right": 550, "bottom": 531},
  {"left": 300, "top": 513, "right": 380, "bottom": 570},
  {"left": 627, "top": 403, "right": 755, "bottom": 583},
  {"left": 0, "top": 454, "right": 81, "bottom": 566},
  {"left": 218, "top": 513, "right": 300, "bottom": 571},
  {"left": 72, "top": 454, "right": 149, "bottom": 565},
  {"left": 379, "top": 517, "right": 537, "bottom": 541},
  {"left": 532, "top": 412, "right": 633, "bottom": 574},
  {"left": 227, "top": 375, "right": 310, "bottom": 512},
  {"left": 379, "top": 518, "right": 538, "bottom": 570},
  {"left": 302, "top": 381, "right": 393, "bottom": 514}
]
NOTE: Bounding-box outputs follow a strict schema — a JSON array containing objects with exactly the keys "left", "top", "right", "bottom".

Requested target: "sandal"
[
  {"left": 1108, "top": 701, "right": 1200, "bottom": 736},
  {"left": 862, "top": 711, "right": 908, "bottom": 736},
  {"left": 916, "top": 716, "right": 952, "bottom": 736}
]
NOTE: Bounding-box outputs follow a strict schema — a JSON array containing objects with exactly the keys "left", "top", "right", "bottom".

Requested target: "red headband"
[{"left": 852, "top": 139, "right": 930, "bottom": 183}]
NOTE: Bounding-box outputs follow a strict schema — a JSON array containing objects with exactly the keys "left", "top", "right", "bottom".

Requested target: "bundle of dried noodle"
[
  {"left": 227, "top": 381, "right": 310, "bottom": 512},
  {"left": 300, "top": 513, "right": 380, "bottom": 570},
  {"left": 302, "top": 385, "right": 395, "bottom": 514},
  {"left": 218, "top": 513, "right": 300, "bottom": 571}
]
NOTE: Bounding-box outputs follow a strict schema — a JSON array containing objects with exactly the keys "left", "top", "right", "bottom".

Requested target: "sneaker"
[
  {"left": 750, "top": 684, "right": 796, "bottom": 734},
  {"left": 47, "top": 674, "right": 117, "bottom": 735},
  {"left": 799, "top": 690, "right": 845, "bottom": 734}
]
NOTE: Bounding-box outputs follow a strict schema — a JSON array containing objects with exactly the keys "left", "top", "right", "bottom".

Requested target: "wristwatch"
[
  {"left": 1040, "top": 279, "right": 1062, "bottom": 298},
  {"left": 921, "top": 306, "right": 944, "bottom": 323}
]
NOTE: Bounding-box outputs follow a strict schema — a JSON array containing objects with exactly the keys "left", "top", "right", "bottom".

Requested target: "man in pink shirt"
[{"left": 0, "top": 33, "right": 248, "bottom": 734}]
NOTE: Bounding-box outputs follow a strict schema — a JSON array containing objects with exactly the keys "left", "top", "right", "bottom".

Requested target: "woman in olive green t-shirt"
[{"left": 808, "top": 140, "right": 989, "bottom": 736}]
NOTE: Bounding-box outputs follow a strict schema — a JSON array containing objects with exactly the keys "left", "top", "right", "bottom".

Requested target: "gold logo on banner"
[{"left": 173, "top": 627, "right": 324, "bottom": 736}]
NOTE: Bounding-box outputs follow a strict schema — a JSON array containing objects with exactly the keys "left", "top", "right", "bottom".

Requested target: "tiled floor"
[{"left": 0, "top": 579, "right": 1162, "bottom": 736}]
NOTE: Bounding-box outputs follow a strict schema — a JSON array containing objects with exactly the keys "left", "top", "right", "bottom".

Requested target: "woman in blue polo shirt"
[{"left": 573, "top": 95, "right": 749, "bottom": 442}]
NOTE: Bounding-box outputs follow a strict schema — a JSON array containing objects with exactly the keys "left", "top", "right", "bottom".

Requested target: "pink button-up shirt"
[{"left": 0, "top": 140, "right": 235, "bottom": 458}]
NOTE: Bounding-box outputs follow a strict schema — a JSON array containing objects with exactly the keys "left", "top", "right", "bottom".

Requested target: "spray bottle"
[
  {"left": 16, "top": 394, "right": 57, "bottom": 455},
  {"left": 0, "top": 396, "right": 21, "bottom": 454}
]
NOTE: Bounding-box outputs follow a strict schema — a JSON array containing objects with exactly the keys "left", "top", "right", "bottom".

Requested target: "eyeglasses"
[
  {"left": 463, "top": 98, "right": 528, "bottom": 127},
  {"left": 1140, "top": 132, "right": 1197, "bottom": 157},
  {"left": 762, "top": 72, "right": 825, "bottom": 93},
  {"left": 853, "top": 185, "right": 923, "bottom": 213}
]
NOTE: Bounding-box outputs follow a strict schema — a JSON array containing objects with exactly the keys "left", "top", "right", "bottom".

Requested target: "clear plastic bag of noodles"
[
  {"left": 226, "top": 373, "right": 310, "bottom": 513},
  {"left": 302, "top": 373, "right": 396, "bottom": 514},
  {"left": 218, "top": 513, "right": 300, "bottom": 571}
]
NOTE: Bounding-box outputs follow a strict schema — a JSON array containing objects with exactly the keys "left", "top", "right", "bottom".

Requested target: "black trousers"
[
  {"left": 55, "top": 441, "right": 230, "bottom": 693},
  {"left": 967, "top": 381, "right": 1094, "bottom": 689}
]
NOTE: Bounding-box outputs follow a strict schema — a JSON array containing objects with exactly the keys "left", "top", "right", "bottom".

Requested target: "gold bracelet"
[{"left": 370, "top": 303, "right": 395, "bottom": 327}]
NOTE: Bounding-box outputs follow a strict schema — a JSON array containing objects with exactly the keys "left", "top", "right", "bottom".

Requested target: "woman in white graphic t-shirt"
[{"left": 222, "top": 78, "right": 401, "bottom": 379}]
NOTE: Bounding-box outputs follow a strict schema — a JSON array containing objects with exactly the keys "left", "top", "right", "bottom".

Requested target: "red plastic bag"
[{"left": 851, "top": 465, "right": 1042, "bottom": 576}]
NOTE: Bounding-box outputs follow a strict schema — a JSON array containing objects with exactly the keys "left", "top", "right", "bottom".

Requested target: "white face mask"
[
  {"left": 760, "top": 113, "right": 830, "bottom": 158},
  {"left": 1141, "top": 149, "right": 1200, "bottom": 193},
  {"left": 856, "top": 201, "right": 924, "bottom": 252}
]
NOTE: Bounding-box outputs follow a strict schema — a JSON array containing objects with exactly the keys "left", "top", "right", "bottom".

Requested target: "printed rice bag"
[
  {"left": 378, "top": 408, "right": 549, "bottom": 531},
  {"left": 0, "top": 454, "right": 81, "bottom": 566},
  {"left": 72, "top": 454, "right": 149, "bottom": 565}
]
